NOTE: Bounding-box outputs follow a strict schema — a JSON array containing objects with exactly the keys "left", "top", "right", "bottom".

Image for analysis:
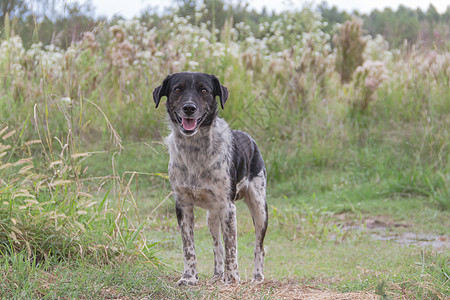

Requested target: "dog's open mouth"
[{"left": 175, "top": 113, "right": 205, "bottom": 134}]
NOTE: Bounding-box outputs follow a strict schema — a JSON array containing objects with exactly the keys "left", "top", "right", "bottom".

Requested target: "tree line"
[{"left": 1, "top": 0, "right": 449, "bottom": 49}]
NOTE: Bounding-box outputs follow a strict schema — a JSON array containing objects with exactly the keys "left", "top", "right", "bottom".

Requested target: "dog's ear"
[
  {"left": 211, "top": 75, "right": 228, "bottom": 109},
  {"left": 153, "top": 75, "right": 172, "bottom": 108}
]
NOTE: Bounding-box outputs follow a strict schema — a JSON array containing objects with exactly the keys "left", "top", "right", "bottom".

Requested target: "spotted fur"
[{"left": 153, "top": 72, "right": 268, "bottom": 286}]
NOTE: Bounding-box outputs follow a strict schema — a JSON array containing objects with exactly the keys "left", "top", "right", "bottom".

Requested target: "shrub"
[
  {"left": 334, "top": 18, "right": 368, "bottom": 83},
  {"left": 351, "top": 60, "right": 389, "bottom": 111}
]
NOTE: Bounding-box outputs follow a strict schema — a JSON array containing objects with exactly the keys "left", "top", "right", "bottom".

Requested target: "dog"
[{"left": 153, "top": 72, "right": 268, "bottom": 286}]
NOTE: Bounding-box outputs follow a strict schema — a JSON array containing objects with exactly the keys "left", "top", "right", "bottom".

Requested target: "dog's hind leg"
[
  {"left": 207, "top": 209, "right": 224, "bottom": 283},
  {"left": 244, "top": 170, "right": 268, "bottom": 284},
  {"left": 175, "top": 199, "right": 198, "bottom": 286}
]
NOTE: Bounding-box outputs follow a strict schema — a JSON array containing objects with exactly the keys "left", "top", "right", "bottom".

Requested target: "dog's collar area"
[{"left": 175, "top": 112, "right": 205, "bottom": 135}]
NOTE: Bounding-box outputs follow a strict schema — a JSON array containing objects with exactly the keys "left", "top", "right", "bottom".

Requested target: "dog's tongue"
[{"left": 182, "top": 118, "right": 197, "bottom": 131}]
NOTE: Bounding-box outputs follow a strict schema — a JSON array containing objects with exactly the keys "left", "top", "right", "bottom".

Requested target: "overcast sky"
[{"left": 80, "top": 0, "right": 449, "bottom": 19}]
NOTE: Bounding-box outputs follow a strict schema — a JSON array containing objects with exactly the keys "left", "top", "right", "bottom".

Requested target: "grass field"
[{"left": 1, "top": 10, "right": 449, "bottom": 299}]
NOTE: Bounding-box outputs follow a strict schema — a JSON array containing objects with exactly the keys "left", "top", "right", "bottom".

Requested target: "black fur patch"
[{"left": 229, "top": 130, "right": 265, "bottom": 199}]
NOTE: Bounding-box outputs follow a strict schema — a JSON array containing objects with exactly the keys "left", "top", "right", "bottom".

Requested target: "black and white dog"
[{"left": 153, "top": 72, "right": 268, "bottom": 285}]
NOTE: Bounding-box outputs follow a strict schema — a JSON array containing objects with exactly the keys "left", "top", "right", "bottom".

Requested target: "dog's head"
[{"left": 153, "top": 72, "right": 228, "bottom": 136}]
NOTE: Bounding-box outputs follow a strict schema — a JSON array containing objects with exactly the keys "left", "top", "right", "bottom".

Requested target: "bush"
[{"left": 334, "top": 18, "right": 367, "bottom": 83}]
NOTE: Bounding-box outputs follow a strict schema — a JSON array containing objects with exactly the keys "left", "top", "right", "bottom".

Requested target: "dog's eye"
[
  {"left": 201, "top": 89, "right": 208, "bottom": 94},
  {"left": 174, "top": 88, "right": 181, "bottom": 93}
]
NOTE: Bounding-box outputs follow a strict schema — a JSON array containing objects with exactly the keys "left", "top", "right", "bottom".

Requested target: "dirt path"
[{"left": 196, "top": 280, "right": 378, "bottom": 299}]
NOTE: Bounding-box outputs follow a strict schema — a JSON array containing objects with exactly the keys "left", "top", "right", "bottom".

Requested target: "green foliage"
[
  {"left": 363, "top": 4, "right": 450, "bottom": 49},
  {"left": 1, "top": 0, "right": 102, "bottom": 49},
  {"left": 318, "top": 2, "right": 351, "bottom": 34},
  {"left": 364, "top": 6, "right": 420, "bottom": 47}
]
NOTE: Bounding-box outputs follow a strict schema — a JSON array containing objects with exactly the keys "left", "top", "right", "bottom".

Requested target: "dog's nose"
[{"left": 182, "top": 103, "right": 197, "bottom": 115}]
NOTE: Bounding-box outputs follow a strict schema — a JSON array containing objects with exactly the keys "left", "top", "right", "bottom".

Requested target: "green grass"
[
  {"left": 149, "top": 191, "right": 449, "bottom": 298},
  {"left": 0, "top": 252, "right": 206, "bottom": 299},
  {"left": 113, "top": 131, "right": 447, "bottom": 297}
]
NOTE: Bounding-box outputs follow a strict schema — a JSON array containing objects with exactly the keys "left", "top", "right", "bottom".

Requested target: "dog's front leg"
[
  {"left": 175, "top": 199, "right": 198, "bottom": 286},
  {"left": 221, "top": 203, "right": 240, "bottom": 284},
  {"left": 207, "top": 209, "right": 224, "bottom": 283}
]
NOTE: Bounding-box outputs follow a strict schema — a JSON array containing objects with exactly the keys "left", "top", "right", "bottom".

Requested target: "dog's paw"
[
  {"left": 209, "top": 272, "right": 223, "bottom": 284},
  {"left": 177, "top": 274, "right": 198, "bottom": 286},
  {"left": 251, "top": 273, "right": 264, "bottom": 285},
  {"left": 223, "top": 272, "right": 240, "bottom": 285}
]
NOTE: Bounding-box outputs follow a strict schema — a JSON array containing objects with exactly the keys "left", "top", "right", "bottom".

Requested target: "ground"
[
  {"left": 147, "top": 192, "right": 449, "bottom": 299},
  {"left": 186, "top": 280, "right": 378, "bottom": 299}
]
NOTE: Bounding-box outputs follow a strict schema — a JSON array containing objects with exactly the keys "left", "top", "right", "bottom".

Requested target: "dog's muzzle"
[{"left": 174, "top": 112, "right": 205, "bottom": 135}]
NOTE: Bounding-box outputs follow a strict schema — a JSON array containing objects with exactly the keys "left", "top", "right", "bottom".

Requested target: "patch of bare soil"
[
  {"left": 364, "top": 218, "right": 449, "bottom": 249},
  {"left": 335, "top": 214, "right": 449, "bottom": 250},
  {"left": 197, "top": 280, "right": 378, "bottom": 300}
]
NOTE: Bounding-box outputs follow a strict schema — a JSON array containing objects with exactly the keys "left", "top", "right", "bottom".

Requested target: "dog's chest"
[{"left": 167, "top": 134, "right": 231, "bottom": 209}]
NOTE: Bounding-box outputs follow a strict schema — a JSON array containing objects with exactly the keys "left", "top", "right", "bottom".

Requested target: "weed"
[
  {"left": 375, "top": 280, "right": 391, "bottom": 300},
  {"left": 393, "top": 250, "right": 450, "bottom": 298},
  {"left": 334, "top": 18, "right": 367, "bottom": 83}
]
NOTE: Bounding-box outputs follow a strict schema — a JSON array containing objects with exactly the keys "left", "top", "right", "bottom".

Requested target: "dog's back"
[{"left": 231, "top": 130, "right": 266, "bottom": 200}]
